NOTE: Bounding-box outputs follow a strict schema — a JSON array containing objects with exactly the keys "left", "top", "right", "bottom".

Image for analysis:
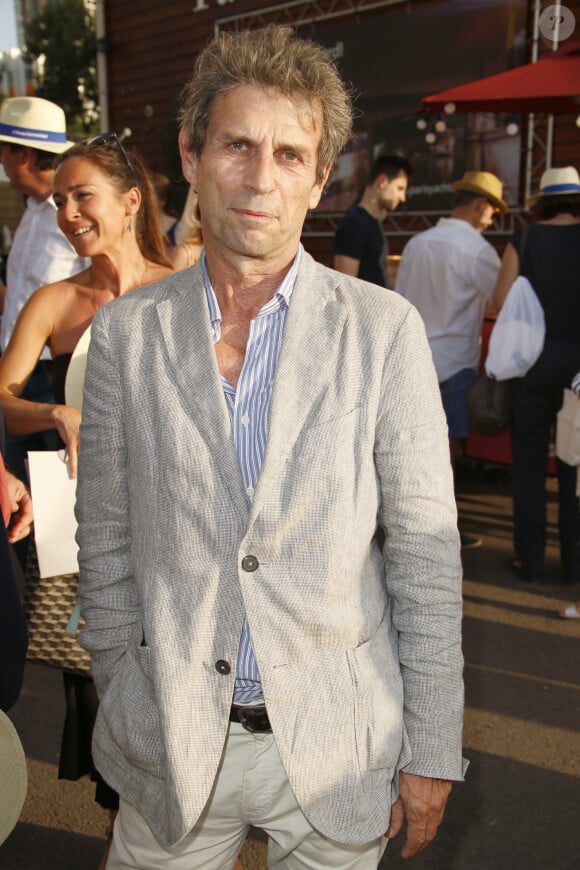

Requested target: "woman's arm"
[{"left": 492, "top": 242, "right": 519, "bottom": 310}]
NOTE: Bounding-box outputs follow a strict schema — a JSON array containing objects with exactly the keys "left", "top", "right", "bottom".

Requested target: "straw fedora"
[
  {"left": 0, "top": 96, "right": 72, "bottom": 154},
  {"left": 452, "top": 170, "right": 508, "bottom": 213},
  {"left": 0, "top": 710, "right": 27, "bottom": 846},
  {"left": 537, "top": 166, "right": 580, "bottom": 196}
]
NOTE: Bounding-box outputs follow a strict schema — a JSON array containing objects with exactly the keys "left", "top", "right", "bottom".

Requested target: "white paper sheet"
[{"left": 27, "top": 450, "right": 79, "bottom": 578}]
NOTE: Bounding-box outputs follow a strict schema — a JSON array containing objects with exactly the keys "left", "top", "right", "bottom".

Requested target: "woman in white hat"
[
  {"left": 492, "top": 167, "right": 580, "bottom": 585},
  {"left": 0, "top": 134, "right": 173, "bottom": 865}
]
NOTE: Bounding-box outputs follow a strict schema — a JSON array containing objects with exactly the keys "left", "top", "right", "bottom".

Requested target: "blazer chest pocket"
[{"left": 290, "top": 406, "right": 362, "bottom": 483}]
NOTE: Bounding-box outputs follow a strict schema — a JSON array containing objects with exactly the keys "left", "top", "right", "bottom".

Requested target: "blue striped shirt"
[{"left": 202, "top": 249, "right": 300, "bottom": 703}]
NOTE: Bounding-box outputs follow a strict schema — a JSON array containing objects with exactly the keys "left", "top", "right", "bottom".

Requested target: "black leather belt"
[{"left": 229, "top": 704, "right": 271, "bottom": 733}]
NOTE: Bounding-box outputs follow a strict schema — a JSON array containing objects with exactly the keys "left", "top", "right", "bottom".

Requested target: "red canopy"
[{"left": 422, "top": 42, "right": 580, "bottom": 115}]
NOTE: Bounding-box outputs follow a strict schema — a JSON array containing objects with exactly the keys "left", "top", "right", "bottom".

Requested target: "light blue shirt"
[{"left": 202, "top": 249, "right": 300, "bottom": 703}]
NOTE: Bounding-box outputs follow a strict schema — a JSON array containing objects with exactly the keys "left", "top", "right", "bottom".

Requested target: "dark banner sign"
[{"left": 304, "top": 0, "right": 527, "bottom": 212}]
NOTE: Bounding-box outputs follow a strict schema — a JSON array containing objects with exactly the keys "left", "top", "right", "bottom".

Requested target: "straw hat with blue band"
[{"left": 0, "top": 96, "right": 72, "bottom": 154}]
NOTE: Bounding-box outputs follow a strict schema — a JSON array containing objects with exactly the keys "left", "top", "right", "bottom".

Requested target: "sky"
[{"left": 0, "top": 0, "right": 18, "bottom": 52}]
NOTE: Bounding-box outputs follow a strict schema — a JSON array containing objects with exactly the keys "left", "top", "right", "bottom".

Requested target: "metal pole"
[
  {"left": 96, "top": 0, "right": 109, "bottom": 133},
  {"left": 524, "top": 0, "right": 542, "bottom": 199}
]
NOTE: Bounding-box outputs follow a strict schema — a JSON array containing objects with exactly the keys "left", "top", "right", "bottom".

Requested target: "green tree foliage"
[{"left": 24, "top": 0, "right": 98, "bottom": 135}]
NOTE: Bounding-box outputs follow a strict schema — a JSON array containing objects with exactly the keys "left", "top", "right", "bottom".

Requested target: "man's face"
[
  {"left": 377, "top": 170, "right": 408, "bottom": 212},
  {"left": 0, "top": 142, "right": 23, "bottom": 190},
  {"left": 476, "top": 199, "right": 498, "bottom": 232},
  {"left": 0, "top": 143, "right": 50, "bottom": 199},
  {"left": 179, "top": 84, "right": 331, "bottom": 268}
]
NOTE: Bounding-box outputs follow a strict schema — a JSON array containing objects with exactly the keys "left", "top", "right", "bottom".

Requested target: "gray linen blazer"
[{"left": 77, "top": 250, "right": 465, "bottom": 848}]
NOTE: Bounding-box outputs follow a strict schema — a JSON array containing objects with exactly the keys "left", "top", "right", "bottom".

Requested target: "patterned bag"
[{"left": 22, "top": 538, "right": 91, "bottom": 676}]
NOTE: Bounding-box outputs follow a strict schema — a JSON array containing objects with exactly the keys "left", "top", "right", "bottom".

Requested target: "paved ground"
[{"left": 2, "top": 466, "right": 579, "bottom": 869}]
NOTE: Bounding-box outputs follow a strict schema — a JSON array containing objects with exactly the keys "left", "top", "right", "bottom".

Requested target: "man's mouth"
[{"left": 235, "top": 208, "right": 275, "bottom": 221}]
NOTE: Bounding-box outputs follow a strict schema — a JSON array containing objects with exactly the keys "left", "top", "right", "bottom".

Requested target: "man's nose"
[{"left": 246, "top": 151, "right": 276, "bottom": 193}]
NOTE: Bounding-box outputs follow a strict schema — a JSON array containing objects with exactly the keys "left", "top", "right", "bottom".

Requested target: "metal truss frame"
[
  {"left": 215, "top": 0, "right": 409, "bottom": 34},
  {"left": 524, "top": 113, "right": 554, "bottom": 200},
  {"left": 302, "top": 208, "right": 529, "bottom": 239}
]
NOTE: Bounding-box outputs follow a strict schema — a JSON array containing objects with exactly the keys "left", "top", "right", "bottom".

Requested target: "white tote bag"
[
  {"left": 485, "top": 276, "right": 545, "bottom": 381},
  {"left": 556, "top": 389, "right": 580, "bottom": 467}
]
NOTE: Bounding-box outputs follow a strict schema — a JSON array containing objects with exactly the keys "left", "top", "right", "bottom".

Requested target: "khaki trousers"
[{"left": 106, "top": 722, "right": 386, "bottom": 869}]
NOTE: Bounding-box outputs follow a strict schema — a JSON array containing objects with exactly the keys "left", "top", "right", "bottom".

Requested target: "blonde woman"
[{"left": 171, "top": 184, "right": 203, "bottom": 269}]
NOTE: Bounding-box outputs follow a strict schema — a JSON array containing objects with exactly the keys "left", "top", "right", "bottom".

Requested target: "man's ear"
[
  {"left": 309, "top": 162, "right": 332, "bottom": 210},
  {"left": 20, "top": 146, "right": 35, "bottom": 167},
  {"left": 178, "top": 128, "right": 197, "bottom": 187}
]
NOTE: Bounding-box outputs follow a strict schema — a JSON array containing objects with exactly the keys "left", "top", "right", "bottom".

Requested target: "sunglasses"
[
  {"left": 486, "top": 199, "right": 500, "bottom": 215},
  {"left": 85, "top": 132, "right": 134, "bottom": 174}
]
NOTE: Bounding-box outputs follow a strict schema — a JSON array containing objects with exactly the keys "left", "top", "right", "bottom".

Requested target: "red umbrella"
[{"left": 421, "top": 41, "right": 580, "bottom": 115}]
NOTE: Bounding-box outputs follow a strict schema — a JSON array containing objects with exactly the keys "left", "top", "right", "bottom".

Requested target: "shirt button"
[
  {"left": 241, "top": 555, "right": 259, "bottom": 572},
  {"left": 246, "top": 486, "right": 254, "bottom": 498},
  {"left": 241, "top": 414, "right": 250, "bottom": 425},
  {"left": 215, "top": 660, "right": 231, "bottom": 675}
]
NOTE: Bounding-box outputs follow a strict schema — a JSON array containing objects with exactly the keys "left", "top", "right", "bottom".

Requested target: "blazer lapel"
[
  {"left": 155, "top": 267, "right": 248, "bottom": 519},
  {"left": 249, "top": 252, "right": 347, "bottom": 523}
]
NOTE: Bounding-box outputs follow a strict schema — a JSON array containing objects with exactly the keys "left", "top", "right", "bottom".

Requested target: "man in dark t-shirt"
[{"left": 333, "top": 154, "right": 412, "bottom": 287}]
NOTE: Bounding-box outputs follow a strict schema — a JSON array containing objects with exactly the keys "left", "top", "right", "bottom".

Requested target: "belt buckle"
[{"left": 237, "top": 705, "right": 270, "bottom": 733}]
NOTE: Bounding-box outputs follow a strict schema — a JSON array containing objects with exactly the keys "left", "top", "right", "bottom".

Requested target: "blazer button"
[
  {"left": 215, "top": 659, "right": 231, "bottom": 675},
  {"left": 241, "top": 555, "right": 259, "bottom": 572}
]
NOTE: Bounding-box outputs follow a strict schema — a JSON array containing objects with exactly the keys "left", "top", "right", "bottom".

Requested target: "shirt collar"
[
  {"left": 27, "top": 194, "right": 57, "bottom": 213},
  {"left": 202, "top": 246, "right": 301, "bottom": 341}
]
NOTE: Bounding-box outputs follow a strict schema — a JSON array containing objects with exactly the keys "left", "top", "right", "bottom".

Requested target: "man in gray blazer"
[{"left": 77, "top": 24, "right": 466, "bottom": 869}]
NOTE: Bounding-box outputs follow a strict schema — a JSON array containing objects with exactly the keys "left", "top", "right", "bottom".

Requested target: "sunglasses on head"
[{"left": 85, "top": 132, "right": 134, "bottom": 174}]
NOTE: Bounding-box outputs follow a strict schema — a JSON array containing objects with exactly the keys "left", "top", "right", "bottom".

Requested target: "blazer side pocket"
[
  {"left": 346, "top": 615, "right": 406, "bottom": 776},
  {"left": 100, "top": 643, "right": 164, "bottom": 779}
]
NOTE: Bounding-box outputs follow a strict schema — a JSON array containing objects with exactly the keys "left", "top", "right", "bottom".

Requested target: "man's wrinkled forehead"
[{"left": 206, "top": 85, "right": 323, "bottom": 136}]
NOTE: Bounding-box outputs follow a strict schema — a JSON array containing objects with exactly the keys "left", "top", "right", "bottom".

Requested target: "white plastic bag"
[{"left": 485, "top": 276, "right": 545, "bottom": 380}]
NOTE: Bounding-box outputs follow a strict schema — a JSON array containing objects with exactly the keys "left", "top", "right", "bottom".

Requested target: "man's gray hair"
[{"left": 179, "top": 25, "right": 353, "bottom": 182}]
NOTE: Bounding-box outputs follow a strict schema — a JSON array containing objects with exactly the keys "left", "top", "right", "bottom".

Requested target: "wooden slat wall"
[{"left": 104, "top": 0, "right": 219, "bottom": 174}]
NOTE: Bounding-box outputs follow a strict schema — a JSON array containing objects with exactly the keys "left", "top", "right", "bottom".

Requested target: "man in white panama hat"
[
  {"left": 395, "top": 170, "right": 507, "bottom": 547},
  {"left": 0, "top": 96, "right": 88, "bottom": 512}
]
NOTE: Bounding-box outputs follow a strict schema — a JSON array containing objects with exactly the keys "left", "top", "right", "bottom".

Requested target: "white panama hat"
[
  {"left": 537, "top": 166, "right": 580, "bottom": 196},
  {"left": 0, "top": 96, "right": 72, "bottom": 154},
  {"left": 0, "top": 710, "right": 28, "bottom": 846}
]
